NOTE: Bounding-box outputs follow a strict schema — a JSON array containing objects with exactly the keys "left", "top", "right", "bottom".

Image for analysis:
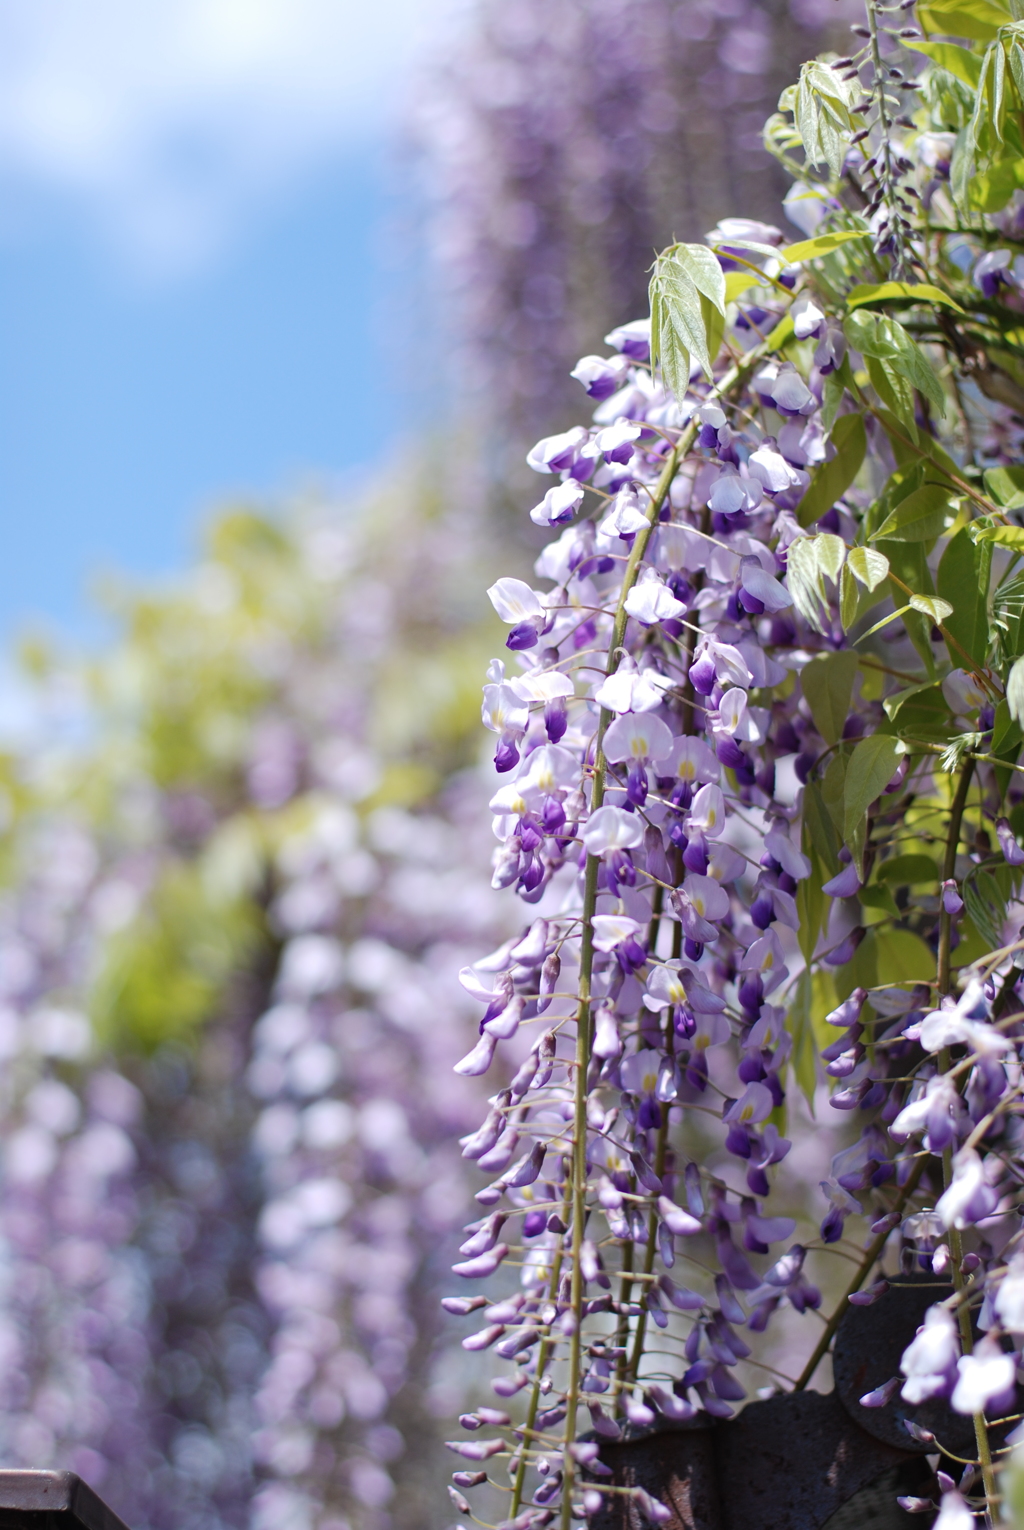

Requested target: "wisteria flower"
[
  {"left": 661, "top": 736, "right": 721, "bottom": 790},
  {"left": 593, "top": 656, "right": 674, "bottom": 713},
  {"left": 527, "top": 425, "right": 588, "bottom": 473},
  {"left": 951, "top": 1336, "right": 1016, "bottom": 1416},
  {"left": 738, "top": 556, "right": 793, "bottom": 614},
  {"left": 621, "top": 1048, "right": 675, "bottom": 1129},
  {"left": 996, "top": 1258, "right": 1024, "bottom": 1332},
  {"left": 932, "top": 1490, "right": 974, "bottom": 1530},
  {"left": 530, "top": 480, "right": 587, "bottom": 527},
  {"left": 891, "top": 1074, "right": 962, "bottom": 1154},
  {"left": 748, "top": 442, "right": 805, "bottom": 494},
  {"left": 996, "top": 816, "right": 1024, "bottom": 866},
  {"left": 936, "top": 1147, "right": 1000, "bottom": 1230},
  {"left": 791, "top": 292, "right": 826, "bottom": 339},
  {"left": 673, "top": 874, "right": 730, "bottom": 945},
  {"left": 623, "top": 569, "right": 687, "bottom": 627},
  {"left": 901, "top": 1304, "right": 960, "bottom": 1404},
  {"left": 488, "top": 577, "right": 548, "bottom": 650},
  {"left": 708, "top": 469, "right": 763, "bottom": 516},
  {"left": 592, "top": 915, "right": 647, "bottom": 973},
  {"left": 571, "top": 353, "right": 631, "bottom": 399},
  {"left": 605, "top": 318, "right": 651, "bottom": 359}
]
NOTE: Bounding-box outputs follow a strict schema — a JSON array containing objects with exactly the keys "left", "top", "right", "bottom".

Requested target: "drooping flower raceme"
[{"left": 444, "top": 10, "right": 1024, "bottom": 1522}]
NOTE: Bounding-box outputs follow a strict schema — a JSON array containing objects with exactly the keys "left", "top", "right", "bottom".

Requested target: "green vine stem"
[{"left": 559, "top": 437, "right": 685, "bottom": 1528}]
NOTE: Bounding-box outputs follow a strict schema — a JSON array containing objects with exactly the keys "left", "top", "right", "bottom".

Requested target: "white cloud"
[{"left": 0, "top": 0, "right": 468, "bottom": 274}]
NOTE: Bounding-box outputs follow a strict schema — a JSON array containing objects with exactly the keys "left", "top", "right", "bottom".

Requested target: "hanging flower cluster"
[{"left": 447, "top": 3, "right": 1024, "bottom": 1524}]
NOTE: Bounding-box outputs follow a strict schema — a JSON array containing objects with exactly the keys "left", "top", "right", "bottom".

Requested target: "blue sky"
[{"left": 0, "top": 0, "right": 462, "bottom": 640}]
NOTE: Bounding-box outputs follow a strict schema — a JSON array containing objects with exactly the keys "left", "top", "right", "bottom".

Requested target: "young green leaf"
[
  {"left": 917, "top": 0, "right": 1013, "bottom": 44},
  {"left": 1007, "top": 654, "right": 1024, "bottom": 724},
  {"left": 972, "top": 524, "right": 1024, "bottom": 549},
  {"left": 909, "top": 594, "right": 954, "bottom": 621},
  {"left": 780, "top": 229, "right": 871, "bottom": 263},
  {"left": 860, "top": 882, "right": 900, "bottom": 917},
  {"left": 817, "top": 533, "right": 847, "bottom": 583},
  {"left": 786, "top": 534, "right": 846, "bottom": 633},
  {"left": 846, "top": 281, "right": 965, "bottom": 313},
  {"left": 840, "top": 564, "right": 860, "bottom": 630},
  {"left": 650, "top": 243, "right": 727, "bottom": 384},
  {"left": 847, "top": 546, "right": 890, "bottom": 590},
  {"left": 794, "top": 59, "right": 856, "bottom": 176},
  {"left": 905, "top": 38, "right": 984, "bottom": 84}
]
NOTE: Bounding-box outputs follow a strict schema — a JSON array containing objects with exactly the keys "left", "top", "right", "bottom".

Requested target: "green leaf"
[
  {"left": 787, "top": 970, "right": 818, "bottom": 1109},
  {"left": 883, "top": 678, "right": 941, "bottom": 719},
  {"left": 804, "top": 777, "right": 841, "bottom": 875},
  {"left": 890, "top": 682, "right": 956, "bottom": 740},
  {"left": 780, "top": 229, "right": 871, "bottom": 263},
  {"left": 983, "top": 465, "right": 1024, "bottom": 509},
  {"left": 801, "top": 650, "right": 860, "bottom": 745},
  {"left": 787, "top": 966, "right": 837, "bottom": 1110},
  {"left": 821, "top": 367, "right": 847, "bottom": 434},
  {"left": 906, "top": 38, "right": 985, "bottom": 84},
  {"left": 844, "top": 735, "right": 902, "bottom": 845},
  {"left": 874, "top": 407, "right": 963, "bottom": 486},
  {"left": 797, "top": 819, "right": 829, "bottom": 966},
  {"left": 991, "top": 696, "right": 1023, "bottom": 797},
  {"left": 938, "top": 529, "right": 992, "bottom": 667},
  {"left": 993, "top": 695, "right": 1022, "bottom": 753},
  {"left": 846, "top": 311, "right": 947, "bottom": 419},
  {"left": 796, "top": 412, "right": 867, "bottom": 528},
  {"left": 822, "top": 752, "right": 848, "bottom": 841},
  {"left": 876, "top": 927, "right": 937, "bottom": 983},
  {"left": 881, "top": 540, "right": 939, "bottom": 673},
  {"left": 847, "top": 280, "right": 966, "bottom": 313},
  {"left": 867, "top": 354, "right": 917, "bottom": 435},
  {"left": 871, "top": 482, "right": 958, "bottom": 541},
  {"left": 859, "top": 882, "right": 900, "bottom": 917},
  {"left": 847, "top": 546, "right": 890, "bottom": 590},
  {"left": 963, "top": 866, "right": 1010, "bottom": 949},
  {"left": 876, "top": 853, "right": 940, "bottom": 884}
]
